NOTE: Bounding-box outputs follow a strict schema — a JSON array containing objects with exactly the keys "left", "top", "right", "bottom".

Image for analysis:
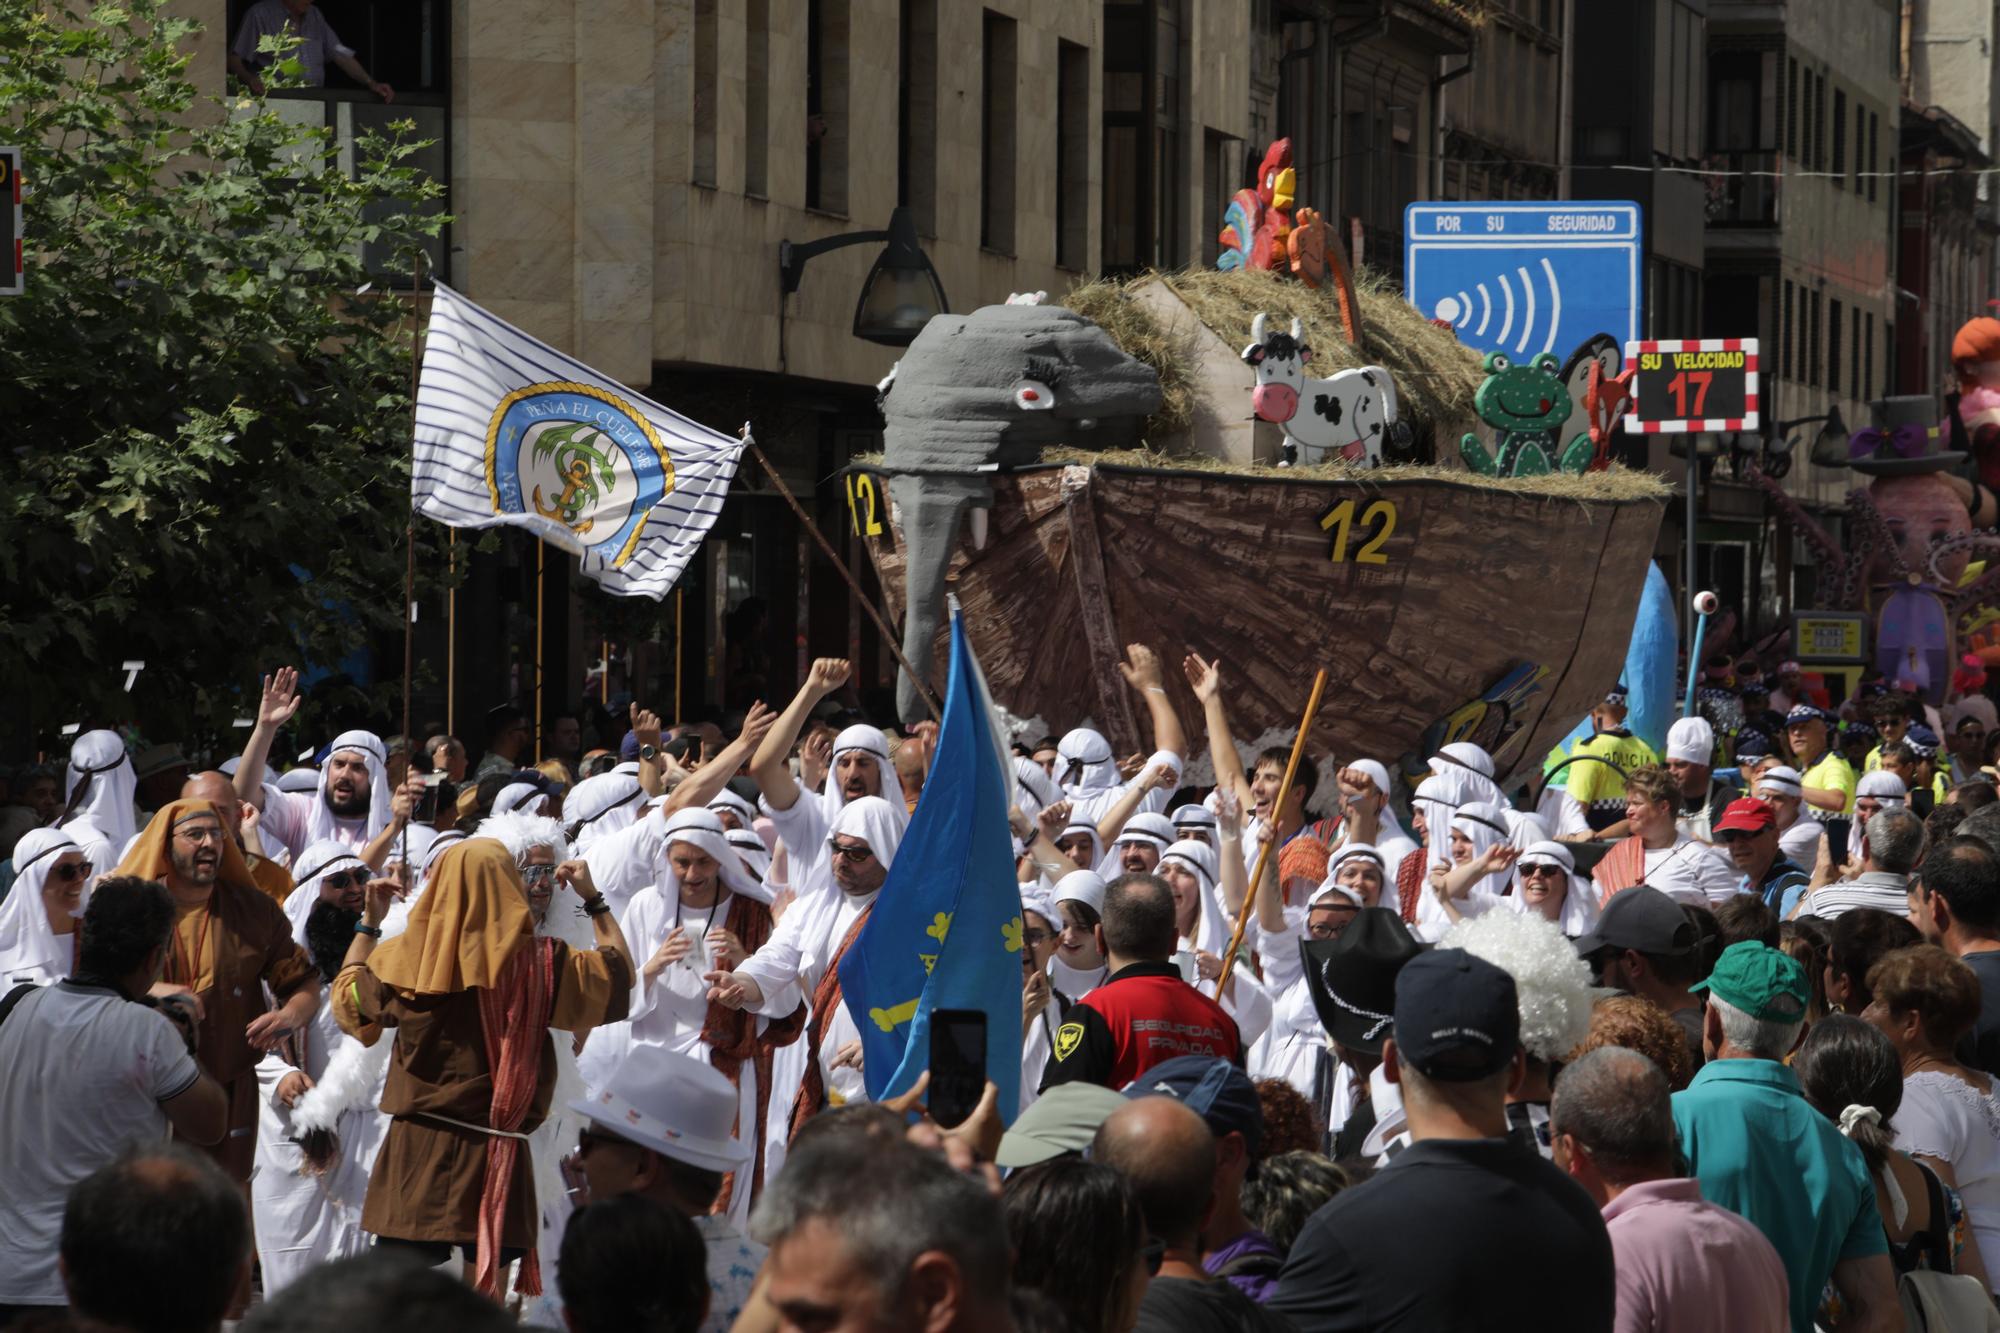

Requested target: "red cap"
[{"left": 1714, "top": 797, "right": 1776, "bottom": 834}]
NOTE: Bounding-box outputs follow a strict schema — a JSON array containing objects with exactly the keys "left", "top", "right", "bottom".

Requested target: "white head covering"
[
  {"left": 1451, "top": 800, "right": 1514, "bottom": 896},
  {"left": 1503, "top": 809, "right": 1549, "bottom": 852},
  {"left": 1315, "top": 843, "right": 1386, "bottom": 911},
  {"left": 0, "top": 829, "right": 88, "bottom": 983},
  {"left": 1412, "top": 773, "right": 1458, "bottom": 873},
  {"left": 1510, "top": 840, "right": 1600, "bottom": 938},
  {"left": 1158, "top": 838, "right": 1226, "bottom": 955},
  {"left": 705, "top": 787, "right": 760, "bottom": 830},
  {"left": 282, "top": 839, "right": 369, "bottom": 947},
  {"left": 1059, "top": 818, "right": 1106, "bottom": 871},
  {"left": 1342, "top": 759, "right": 1412, "bottom": 849},
  {"left": 662, "top": 807, "right": 771, "bottom": 905},
  {"left": 493, "top": 782, "right": 550, "bottom": 818},
  {"left": 1013, "top": 758, "right": 1063, "bottom": 821},
  {"left": 1056, "top": 727, "right": 1121, "bottom": 797},
  {"left": 831, "top": 795, "right": 905, "bottom": 872},
  {"left": 307, "top": 730, "right": 393, "bottom": 845},
  {"left": 1757, "top": 766, "right": 1804, "bottom": 799},
  {"left": 419, "top": 828, "right": 467, "bottom": 893},
  {"left": 276, "top": 767, "right": 320, "bottom": 794},
  {"left": 387, "top": 824, "right": 439, "bottom": 874},
  {"left": 825, "top": 726, "right": 909, "bottom": 827},
  {"left": 1053, "top": 869, "right": 1107, "bottom": 916},
  {"left": 1169, "top": 804, "right": 1219, "bottom": 838},
  {"left": 1020, "top": 885, "right": 1062, "bottom": 932},
  {"left": 1665, "top": 717, "right": 1715, "bottom": 767},
  {"left": 1428, "top": 742, "right": 1507, "bottom": 808},
  {"left": 1112, "top": 812, "right": 1176, "bottom": 851},
  {"left": 726, "top": 826, "right": 773, "bottom": 883},
  {"left": 1856, "top": 770, "right": 1908, "bottom": 803},
  {"left": 565, "top": 773, "right": 645, "bottom": 853},
  {"left": 62, "top": 730, "right": 136, "bottom": 848}
]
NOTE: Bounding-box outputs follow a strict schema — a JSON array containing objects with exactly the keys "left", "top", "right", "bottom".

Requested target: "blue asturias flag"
[{"left": 839, "top": 600, "right": 1025, "bottom": 1122}]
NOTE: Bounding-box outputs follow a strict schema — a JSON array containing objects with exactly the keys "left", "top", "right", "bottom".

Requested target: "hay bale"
[{"left": 1061, "top": 266, "right": 1488, "bottom": 463}]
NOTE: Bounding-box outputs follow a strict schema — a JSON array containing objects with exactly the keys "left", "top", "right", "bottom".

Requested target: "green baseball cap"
[{"left": 1690, "top": 940, "right": 1809, "bottom": 1022}]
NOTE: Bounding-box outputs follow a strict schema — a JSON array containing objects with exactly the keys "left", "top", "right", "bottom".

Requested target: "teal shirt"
[{"left": 1672, "top": 1058, "right": 1887, "bottom": 1333}]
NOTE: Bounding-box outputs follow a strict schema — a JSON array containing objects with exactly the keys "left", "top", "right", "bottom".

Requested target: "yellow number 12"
[{"left": 1320, "top": 498, "right": 1397, "bottom": 565}]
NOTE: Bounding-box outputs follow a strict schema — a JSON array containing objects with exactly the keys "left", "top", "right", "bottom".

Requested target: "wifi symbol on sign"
[{"left": 1429, "top": 258, "right": 1564, "bottom": 359}]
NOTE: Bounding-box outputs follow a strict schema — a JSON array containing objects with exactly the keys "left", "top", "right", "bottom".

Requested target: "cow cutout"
[{"left": 1241, "top": 313, "right": 1403, "bottom": 467}]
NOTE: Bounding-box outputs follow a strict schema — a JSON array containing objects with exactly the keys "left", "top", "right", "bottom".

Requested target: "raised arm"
[
  {"left": 631, "top": 705, "right": 666, "bottom": 797},
  {"left": 1185, "top": 653, "right": 1253, "bottom": 812},
  {"left": 1093, "top": 760, "right": 1175, "bottom": 846},
  {"left": 234, "top": 667, "right": 303, "bottom": 804},
  {"left": 750, "top": 658, "right": 852, "bottom": 813},
  {"left": 356, "top": 774, "right": 425, "bottom": 871},
  {"left": 1120, "top": 644, "right": 1187, "bottom": 761},
  {"left": 664, "top": 701, "right": 776, "bottom": 815}
]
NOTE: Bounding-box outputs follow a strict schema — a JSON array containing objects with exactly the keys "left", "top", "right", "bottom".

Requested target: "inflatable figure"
[{"left": 1459, "top": 352, "right": 1594, "bottom": 477}]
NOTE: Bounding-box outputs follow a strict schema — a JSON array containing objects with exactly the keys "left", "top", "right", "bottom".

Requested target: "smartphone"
[
  {"left": 926, "top": 1008, "right": 988, "bottom": 1130},
  {"left": 414, "top": 772, "right": 444, "bottom": 823}
]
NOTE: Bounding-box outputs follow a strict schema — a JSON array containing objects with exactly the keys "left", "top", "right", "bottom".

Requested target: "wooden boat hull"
[{"left": 859, "top": 462, "right": 1667, "bottom": 789}]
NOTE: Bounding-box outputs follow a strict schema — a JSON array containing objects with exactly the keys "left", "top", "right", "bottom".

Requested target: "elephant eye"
[{"left": 1014, "top": 379, "right": 1056, "bottom": 411}]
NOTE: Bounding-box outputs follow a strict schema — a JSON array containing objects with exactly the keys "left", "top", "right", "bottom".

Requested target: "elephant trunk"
[{"left": 886, "top": 472, "right": 988, "bottom": 723}]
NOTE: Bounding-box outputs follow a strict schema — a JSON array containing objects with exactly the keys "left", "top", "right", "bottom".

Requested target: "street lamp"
[{"left": 778, "top": 207, "right": 948, "bottom": 348}]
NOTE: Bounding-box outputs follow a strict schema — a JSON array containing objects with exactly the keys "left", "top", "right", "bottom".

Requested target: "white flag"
[{"left": 412, "top": 284, "right": 743, "bottom": 599}]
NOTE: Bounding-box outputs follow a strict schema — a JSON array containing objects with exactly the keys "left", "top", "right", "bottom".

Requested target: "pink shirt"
[{"left": 1601, "top": 1177, "right": 1790, "bottom": 1333}]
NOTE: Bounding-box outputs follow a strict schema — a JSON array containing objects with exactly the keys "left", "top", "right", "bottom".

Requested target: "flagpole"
[
  {"left": 446, "top": 530, "right": 457, "bottom": 736},
  {"left": 534, "top": 538, "right": 545, "bottom": 763},
  {"left": 742, "top": 431, "right": 941, "bottom": 724},
  {"left": 1215, "top": 668, "right": 1328, "bottom": 998},
  {"left": 400, "top": 250, "right": 423, "bottom": 878},
  {"left": 674, "top": 589, "right": 684, "bottom": 727}
]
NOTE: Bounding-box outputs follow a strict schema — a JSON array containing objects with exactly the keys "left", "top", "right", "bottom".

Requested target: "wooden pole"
[
  {"left": 674, "top": 588, "right": 684, "bottom": 726},
  {"left": 1215, "top": 668, "right": 1328, "bottom": 997},
  {"left": 400, "top": 250, "right": 423, "bottom": 874},
  {"left": 743, "top": 432, "right": 941, "bottom": 723},
  {"left": 446, "top": 530, "right": 457, "bottom": 735},
  {"left": 534, "top": 538, "right": 546, "bottom": 763},
  {"left": 600, "top": 638, "right": 610, "bottom": 706}
]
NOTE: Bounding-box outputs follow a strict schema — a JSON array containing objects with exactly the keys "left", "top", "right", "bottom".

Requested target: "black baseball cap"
[
  {"left": 1122, "top": 1055, "right": 1264, "bottom": 1156},
  {"left": 1392, "top": 948, "right": 1520, "bottom": 1082},
  {"left": 1573, "top": 886, "right": 1697, "bottom": 959}
]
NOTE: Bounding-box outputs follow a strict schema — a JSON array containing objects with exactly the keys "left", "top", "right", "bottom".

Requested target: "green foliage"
[{"left": 0, "top": 0, "right": 448, "bottom": 740}]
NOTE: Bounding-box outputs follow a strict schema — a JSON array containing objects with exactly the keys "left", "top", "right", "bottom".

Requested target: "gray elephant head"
[{"left": 878, "top": 304, "right": 1162, "bottom": 721}]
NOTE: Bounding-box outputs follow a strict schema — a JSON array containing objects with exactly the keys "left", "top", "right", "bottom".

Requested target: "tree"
[{"left": 0, "top": 0, "right": 446, "bottom": 745}]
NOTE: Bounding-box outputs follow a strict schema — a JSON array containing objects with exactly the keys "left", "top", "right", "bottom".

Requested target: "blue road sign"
[{"left": 1404, "top": 202, "right": 1642, "bottom": 361}]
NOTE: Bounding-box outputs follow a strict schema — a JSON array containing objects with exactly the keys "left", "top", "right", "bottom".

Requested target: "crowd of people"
[{"left": 6, "top": 643, "right": 2000, "bottom": 1332}]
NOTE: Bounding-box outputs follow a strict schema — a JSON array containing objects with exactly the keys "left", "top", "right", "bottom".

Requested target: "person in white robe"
[
  {"left": 57, "top": 730, "right": 136, "bottom": 878},
  {"left": 562, "top": 773, "right": 645, "bottom": 854},
  {"left": 1047, "top": 869, "right": 1111, "bottom": 999},
  {"left": 1321, "top": 760, "right": 1419, "bottom": 866},
  {"left": 707, "top": 788, "right": 760, "bottom": 834},
  {"left": 1430, "top": 839, "right": 1602, "bottom": 939},
  {"left": 0, "top": 830, "right": 91, "bottom": 986},
  {"left": 493, "top": 781, "right": 551, "bottom": 817},
  {"left": 281, "top": 841, "right": 369, "bottom": 948},
  {"left": 1848, "top": 769, "right": 1908, "bottom": 863},
  {"left": 1757, "top": 765, "right": 1826, "bottom": 867},
  {"left": 1158, "top": 838, "right": 1272, "bottom": 1047},
  {"left": 1170, "top": 804, "right": 1218, "bottom": 846},
  {"left": 1428, "top": 741, "right": 1509, "bottom": 808},
  {"left": 249, "top": 727, "right": 397, "bottom": 861},
  {"left": 1249, "top": 846, "right": 1383, "bottom": 1105},
  {"left": 1017, "top": 887, "right": 1066, "bottom": 1116},
  {"left": 1106, "top": 811, "right": 1175, "bottom": 876}
]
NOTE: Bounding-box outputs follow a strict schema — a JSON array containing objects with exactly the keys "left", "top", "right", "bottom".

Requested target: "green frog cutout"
[{"left": 1459, "top": 351, "right": 1595, "bottom": 477}]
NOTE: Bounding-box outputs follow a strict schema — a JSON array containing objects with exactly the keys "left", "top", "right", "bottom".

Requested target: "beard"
[{"left": 325, "top": 784, "right": 370, "bottom": 819}]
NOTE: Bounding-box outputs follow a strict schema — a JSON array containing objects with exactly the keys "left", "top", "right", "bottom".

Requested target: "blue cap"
[
  {"left": 1907, "top": 724, "right": 1941, "bottom": 758},
  {"left": 1786, "top": 704, "right": 1827, "bottom": 726},
  {"left": 620, "top": 730, "right": 642, "bottom": 761},
  {"left": 1121, "top": 1055, "right": 1264, "bottom": 1155},
  {"left": 1393, "top": 948, "right": 1520, "bottom": 1082}
]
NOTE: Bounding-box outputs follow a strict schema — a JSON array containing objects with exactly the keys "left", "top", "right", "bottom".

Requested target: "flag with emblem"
[
  {"left": 839, "top": 599, "right": 1025, "bottom": 1123},
  {"left": 411, "top": 283, "right": 743, "bottom": 598}
]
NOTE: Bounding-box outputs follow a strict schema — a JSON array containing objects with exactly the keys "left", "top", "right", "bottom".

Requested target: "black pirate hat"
[{"left": 1301, "top": 907, "right": 1423, "bottom": 1056}]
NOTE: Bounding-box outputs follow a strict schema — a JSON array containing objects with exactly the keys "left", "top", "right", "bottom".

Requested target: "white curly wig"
[
  {"left": 471, "top": 810, "right": 567, "bottom": 865},
  {"left": 1443, "top": 907, "right": 1595, "bottom": 1064}
]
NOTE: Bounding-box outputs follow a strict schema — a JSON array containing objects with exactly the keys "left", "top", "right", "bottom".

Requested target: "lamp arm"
[{"left": 779, "top": 228, "right": 890, "bottom": 294}]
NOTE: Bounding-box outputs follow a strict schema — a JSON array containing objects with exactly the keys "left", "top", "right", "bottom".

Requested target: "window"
[
  {"left": 1867, "top": 111, "right": 1879, "bottom": 202},
  {"left": 1786, "top": 56, "right": 1799, "bottom": 159},
  {"left": 1829, "top": 298, "right": 1842, "bottom": 393},
  {"left": 1809, "top": 291, "right": 1822, "bottom": 388},
  {"left": 1852, "top": 99, "right": 1863, "bottom": 191},
  {"left": 1864, "top": 311, "right": 1875, "bottom": 397},
  {"left": 980, "top": 9, "right": 1017, "bottom": 253},
  {"left": 1782, "top": 280, "right": 1794, "bottom": 380},
  {"left": 1811, "top": 72, "right": 1824, "bottom": 170},
  {"left": 806, "top": 0, "right": 849, "bottom": 214},
  {"left": 896, "top": 0, "right": 935, "bottom": 229},
  {"left": 1832, "top": 88, "right": 1846, "bottom": 184},
  {"left": 692, "top": 0, "right": 717, "bottom": 186},
  {"left": 745, "top": 0, "right": 769, "bottom": 196},
  {"left": 1056, "top": 41, "right": 1089, "bottom": 268}
]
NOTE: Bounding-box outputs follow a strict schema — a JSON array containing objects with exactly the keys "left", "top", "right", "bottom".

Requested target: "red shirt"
[{"left": 1039, "top": 961, "right": 1241, "bottom": 1090}]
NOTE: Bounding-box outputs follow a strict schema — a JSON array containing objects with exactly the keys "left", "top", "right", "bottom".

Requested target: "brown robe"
[
  {"left": 166, "top": 880, "right": 319, "bottom": 1180},
  {"left": 334, "top": 939, "right": 631, "bottom": 1248},
  {"left": 705, "top": 892, "right": 805, "bottom": 1215}
]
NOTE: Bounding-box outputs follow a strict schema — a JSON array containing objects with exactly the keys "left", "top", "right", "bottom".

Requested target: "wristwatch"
[{"left": 639, "top": 744, "right": 659, "bottom": 762}]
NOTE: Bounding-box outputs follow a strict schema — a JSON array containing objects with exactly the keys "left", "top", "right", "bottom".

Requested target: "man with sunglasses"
[{"left": 1713, "top": 799, "right": 1811, "bottom": 919}]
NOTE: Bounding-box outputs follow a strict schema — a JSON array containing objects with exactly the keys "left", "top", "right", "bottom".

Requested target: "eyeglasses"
[
  {"left": 49, "top": 862, "right": 88, "bottom": 883},
  {"left": 1022, "top": 928, "right": 1051, "bottom": 946},
  {"left": 172, "top": 826, "right": 223, "bottom": 845},
  {"left": 1518, "top": 862, "right": 1563, "bottom": 877},
  {"left": 320, "top": 870, "right": 365, "bottom": 891},
  {"left": 827, "top": 841, "right": 875, "bottom": 864},
  {"left": 521, "top": 863, "right": 557, "bottom": 883}
]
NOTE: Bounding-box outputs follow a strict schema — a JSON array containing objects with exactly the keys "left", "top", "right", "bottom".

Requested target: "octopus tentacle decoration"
[{"left": 1743, "top": 463, "right": 1878, "bottom": 609}]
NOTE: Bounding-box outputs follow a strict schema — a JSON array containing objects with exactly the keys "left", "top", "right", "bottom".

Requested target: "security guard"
[{"left": 1040, "top": 873, "right": 1240, "bottom": 1090}]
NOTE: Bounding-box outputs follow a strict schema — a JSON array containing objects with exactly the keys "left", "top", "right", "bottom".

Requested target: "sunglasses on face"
[
  {"left": 320, "top": 870, "right": 366, "bottom": 892},
  {"left": 48, "top": 862, "right": 88, "bottom": 883},
  {"left": 522, "top": 863, "right": 557, "bottom": 883},
  {"left": 827, "top": 841, "right": 874, "bottom": 864},
  {"left": 575, "top": 1126, "right": 634, "bottom": 1157},
  {"left": 1518, "top": 862, "right": 1562, "bottom": 877},
  {"left": 1715, "top": 830, "right": 1758, "bottom": 844}
]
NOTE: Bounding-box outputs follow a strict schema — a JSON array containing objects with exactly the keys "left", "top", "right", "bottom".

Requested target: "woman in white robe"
[
  {"left": 1159, "top": 838, "right": 1272, "bottom": 1048},
  {"left": 0, "top": 830, "right": 91, "bottom": 987},
  {"left": 1250, "top": 846, "right": 1382, "bottom": 1105}
]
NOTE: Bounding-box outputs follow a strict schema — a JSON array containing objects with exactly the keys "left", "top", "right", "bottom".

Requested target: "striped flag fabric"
[{"left": 411, "top": 283, "right": 743, "bottom": 599}]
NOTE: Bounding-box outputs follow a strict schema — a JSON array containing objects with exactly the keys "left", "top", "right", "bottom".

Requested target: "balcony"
[
  {"left": 1705, "top": 149, "right": 1780, "bottom": 227},
  {"left": 237, "top": 88, "right": 450, "bottom": 282}
]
